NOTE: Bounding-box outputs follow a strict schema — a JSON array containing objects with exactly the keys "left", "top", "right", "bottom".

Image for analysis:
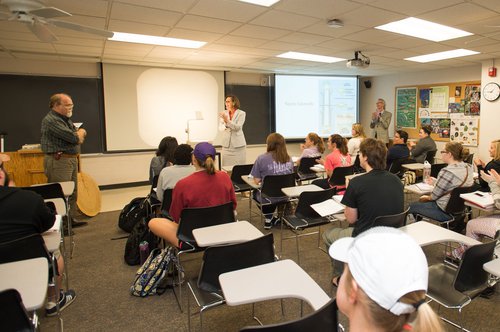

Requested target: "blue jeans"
[{"left": 408, "top": 201, "right": 451, "bottom": 222}]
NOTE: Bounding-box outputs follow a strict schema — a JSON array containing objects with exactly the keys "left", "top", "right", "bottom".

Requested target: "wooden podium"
[{"left": 3, "top": 149, "right": 101, "bottom": 216}]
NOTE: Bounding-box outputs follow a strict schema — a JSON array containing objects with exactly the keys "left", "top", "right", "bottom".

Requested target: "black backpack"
[
  {"left": 124, "top": 217, "right": 158, "bottom": 266},
  {"left": 118, "top": 197, "right": 148, "bottom": 233}
]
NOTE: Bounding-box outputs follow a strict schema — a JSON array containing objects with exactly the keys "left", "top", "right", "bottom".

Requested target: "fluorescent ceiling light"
[
  {"left": 238, "top": 0, "right": 280, "bottom": 6},
  {"left": 109, "top": 32, "right": 206, "bottom": 48},
  {"left": 405, "top": 49, "right": 479, "bottom": 63},
  {"left": 375, "top": 17, "right": 472, "bottom": 42},
  {"left": 277, "top": 51, "right": 345, "bottom": 63}
]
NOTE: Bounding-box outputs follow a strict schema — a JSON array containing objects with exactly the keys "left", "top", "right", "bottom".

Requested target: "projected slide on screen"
[{"left": 275, "top": 75, "right": 358, "bottom": 138}]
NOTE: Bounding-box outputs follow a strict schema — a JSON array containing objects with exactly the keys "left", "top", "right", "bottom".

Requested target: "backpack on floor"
[
  {"left": 124, "top": 217, "right": 158, "bottom": 266},
  {"left": 119, "top": 197, "right": 149, "bottom": 233},
  {"left": 130, "top": 247, "right": 180, "bottom": 297}
]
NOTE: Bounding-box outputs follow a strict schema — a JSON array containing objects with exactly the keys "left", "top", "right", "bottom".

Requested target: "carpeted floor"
[{"left": 39, "top": 194, "right": 499, "bottom": 332}]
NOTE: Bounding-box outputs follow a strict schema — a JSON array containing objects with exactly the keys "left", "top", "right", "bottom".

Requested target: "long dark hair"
[{"left": 156, "top": 136, "right": 178, "bottom": 164}]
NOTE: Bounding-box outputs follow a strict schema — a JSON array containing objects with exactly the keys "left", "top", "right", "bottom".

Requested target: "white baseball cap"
[{"left": 329, "top": 227, "right": 428, "bottom": 315}]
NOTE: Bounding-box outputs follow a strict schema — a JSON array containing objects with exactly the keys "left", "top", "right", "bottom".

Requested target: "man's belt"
[{"left": 47, "top": 152, "right": 79, "bottom": 160}]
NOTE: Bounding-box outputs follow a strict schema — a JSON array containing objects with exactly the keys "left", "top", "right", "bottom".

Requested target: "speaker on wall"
[{"left": 364, "top": 80, "right": 372, "bottom": 88}]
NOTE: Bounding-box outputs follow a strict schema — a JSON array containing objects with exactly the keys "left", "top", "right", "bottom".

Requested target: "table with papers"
[{"left": 405, "top": 182, "right": 434, "bottom": 195}]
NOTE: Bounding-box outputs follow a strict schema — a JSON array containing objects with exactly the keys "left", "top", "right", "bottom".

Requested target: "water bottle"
[
  {"left": 423, "top": 161, "right": 431, "bottom": 182},
  {"left": 139, "top": 241, "right": 149, "bottom": 265}
]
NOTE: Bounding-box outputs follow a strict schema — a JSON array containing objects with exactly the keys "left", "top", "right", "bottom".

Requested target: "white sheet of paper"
[
  {"left": 311, "top": 199, "right": 345, "bottom": 217},
  {"left": 74, "top": 122, "right": 83, "bottom": 129}
]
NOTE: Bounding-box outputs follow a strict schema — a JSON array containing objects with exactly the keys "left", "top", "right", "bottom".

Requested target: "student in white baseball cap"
[{"left": 329, "top": 227, "right": 443, "bottom": 332}]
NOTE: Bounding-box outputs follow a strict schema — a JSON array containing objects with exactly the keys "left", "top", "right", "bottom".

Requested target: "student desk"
[
  {"left": 281, "top": 184, "right": 322, "bottom": 198},
  {"left": 241, "top": 175, "right": 260, "bottom": 189},
  {"left": 192, "top": 221, "right": 263, "bottom": 247},
  {"left": 400, "top": 221, "right": 480, "bottom": 247},
  {"left": 219, "top": 259, "right": 330, "bottom": 311},
  {"left": 483, "top": 258, "right": 500, "bottom": 277},
  {"left": 0, "top": 257, "right": 48, "bottom": 311},
  {"left": 402, "top": 163, "right": 425, "bottom": 171},
  {"left": 42, "top": 215, "right": 62, "bottom": 253}
]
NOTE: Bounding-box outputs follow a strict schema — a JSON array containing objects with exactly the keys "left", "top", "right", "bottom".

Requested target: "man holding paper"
[
  {"left": 323, "top": 138, "right": 404, "bottom": 283},
  {"left": 41, "top": 93, "right": 87, "bottom": 227}
]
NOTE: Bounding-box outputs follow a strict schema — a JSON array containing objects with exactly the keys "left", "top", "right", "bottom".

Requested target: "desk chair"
[
  {"left": 388, "top": 157, "right": 413, "bottom": 177},
  {"left": 186, "top": 233, "right": 275, "bottom": 332},
  {"left": 415, "top": 186, "right": 476, "bottom": 232},
  {"left": 281, "top": 188, "right": 336, "bottom": 263},
  {"left": 296, "top": 157, "right": 319, "bottom": 182},
  {"left": 0, "top": 234, "right": 61, "bottom": 329},
  {"left": 0, "top": 289, "right": 35, "bottom": 332},
  {"left": 427, "top": 241, "right": 496, "bottom": 332},
  {"left": 239, "top": 298, "right": 340, "bottom": 332},
  {"left": 230, "top": 164, "right": 255, "bottom": 214},
  {"left": 371, "top": 208, "right": 409, "bottom": 228},
  {"left": 430, "top": 163, "right": 446, "bottom": 178},
  {"left": 252, "top": 173, "right": 296, "bottom": 225},
  {"left": 352, "top": 154, "right": 363, "bottom": 174},
  {"left": 425, "top": 149, "right": 437, "bottom": 164},
  {"left": 328, "top": 166, "right": 354, "bottom": 189},
  {"left": 464, "top": 153, "right": 474, "bottom": 165},
  {"left": 175, "top": 202, "right": 235, "bottom": 312},
  {"left": 160, "top": 188, "right": 173, "bottom": 219}
]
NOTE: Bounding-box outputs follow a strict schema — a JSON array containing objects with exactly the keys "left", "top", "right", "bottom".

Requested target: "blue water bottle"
[{"left": 139, "top": 241, "right": 149, "bottom": 265}]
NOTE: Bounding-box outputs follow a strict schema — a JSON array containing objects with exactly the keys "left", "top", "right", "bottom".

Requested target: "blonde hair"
[
  {"left": 352, "top": 123, "right": 366, "bottom": 139},
  {"left": 195, "top": 155, "right": 216, "bottom": 175},
  {"left": 307, "top": 132, "right": 326, "bottom": 154},
  {"left": 344, "top": 266, "right": 443, "bottom": 332},
  {"left": 492, "top": 139, "right": 500, "bottom": 161}
]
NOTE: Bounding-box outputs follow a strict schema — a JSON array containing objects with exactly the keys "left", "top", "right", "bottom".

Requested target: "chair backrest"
[
  {"left": 353, "top": 154, "right": 362, "bottom": 173},
  {"left": 160, "top": 188, "right": 173, "bottom": 214},
  {"left": 372, "top": 207, "right": 409, "bottom": 228},
  {"left": 0, "top": 234, "right": 50, "bottom": 266},
  {"left": 297, "top": 157, "right": 317, "bottom": 175},
  {"left": 151, "top": 175, "right": 160, "bottom": 189},
  {"left": 22, "top": 183, "right": 64, "bottom": 200},
  {"left": 295, "top": 188, "right": 336, "bottom": 218},
  {"left": 424, "top": 150, "right": 437, "bottom": 164},
  {"left": 388, "top": 157, "right": 413, "bottom": 175},
  {"left": 328, "top": 166, "right": 354, "bottom": 187},
  {"left": 445, "top": 186, "right": 476, "bottom": 214},
  {"left": 231, "top": 164, "right": 254, "bottom": 184},
  {"left": 197, "top": 233, "right": 275, "bottom": 293},
  {"left": 454, "top": 241, "right": 496, "bottom": 293},
  {"left": 239, "top": 298, "right": 338, "bottom": 332},
  {"left": 261, "top": 173, "right": 296, "bottom": 198},
  {"left": 177, "top": 202, "right": 235, "bottom": 245},
  {"left": 463, "top": 153, "right": 474, "bottom": 165},
  {"left": 0, "top": 289, "right": 34, "bottom": 332},
  {"left": 430, "top": 163, "right": 446, "bottom": 178}
]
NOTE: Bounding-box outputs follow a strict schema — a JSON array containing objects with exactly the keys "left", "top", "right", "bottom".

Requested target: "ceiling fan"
[{"left": 0, "top": 0, "right": 113, "bottom": 42}]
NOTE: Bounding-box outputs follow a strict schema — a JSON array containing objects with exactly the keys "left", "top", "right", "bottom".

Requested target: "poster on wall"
[
  {"left": 429, "top": 86, "right": 449, "bottom": 112},
  {"left": 463, "top": 84, "right": 481, "bottom": 116},
  {"left": 396, "top": 87, "right": 417, "bottom": 128},
  {"left": 450, "top": 117, "right": 479, "bottom": 146},
  {"left": 420, "top": 117, "right": 450, "bottom": 138}
]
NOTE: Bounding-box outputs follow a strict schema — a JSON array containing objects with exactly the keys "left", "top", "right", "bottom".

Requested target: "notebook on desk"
[
  {"left": 311, "top": 199, "right": 345, "bottom": 217},
  {"left": 460, "top": 191, "right": 494, "bottom": 209}
]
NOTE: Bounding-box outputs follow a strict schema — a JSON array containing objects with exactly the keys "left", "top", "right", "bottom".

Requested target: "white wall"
[
  {"left": 360, "top": 65, "right": 482, "bottom": 156},
  {"left": 479, "top": 59, "right": 500, "bottom": 161}
]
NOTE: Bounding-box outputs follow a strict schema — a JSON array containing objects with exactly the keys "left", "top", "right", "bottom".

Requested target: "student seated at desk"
[
  {"left": 250, "top": 133, "right": 294, "bottom": 229},
  {"left": 149, "top": 136, "right": 178, "bottom": 185},
  {"left": 408, "top": 142, "right": 474, "bottom": 231},
  {"left": 314, "top": 134, "right": 351, "bottom": 189},
  {"left": 408, "top": 125, "right": 436, "bottom": 163},
  {"left": 323, "top": 139, "right": 404, "bottom": 280},
  {"left": 329, "top": 227, "right": 443, "bottom": 332},
  {"left": 156, "top": 144, "right": 195, "bottom": 203},
  {"left": 347, "top": 123, "right": 366, "bottom": 160},
  {"left": 297, "top": 132, "right": 325, "bottom": 163},
  {"left": 148, "top": 143, "right": 236, "bottom": 247},
  {"left": 452, "top": 169, "right": 500, "bottom": 260},
  {"left": 387, "top": 130, "right": 410, "bottom": 170},
  {"left": 475, "top": 139, "right": 500, "bottom": 191},
  {"left": 0, "top": 154, "right": 76, "bottom": 316}
]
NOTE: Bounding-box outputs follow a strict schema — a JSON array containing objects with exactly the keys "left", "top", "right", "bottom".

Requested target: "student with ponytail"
[
  {"left": 148, "top": 142, "right": 236, "bottom": 247},
  {"left": 329, "top": 227, "right": 443, "bottom": 332}
]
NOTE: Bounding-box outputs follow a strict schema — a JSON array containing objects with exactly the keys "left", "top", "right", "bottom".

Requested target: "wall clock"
[{"left": 483, "top": 82, "right": 500, "bottom": 101}]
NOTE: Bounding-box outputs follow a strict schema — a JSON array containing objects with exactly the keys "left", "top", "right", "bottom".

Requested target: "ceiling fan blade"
[
  {"left": 28, "top": 19, "right": 58, "bottom": 42},
  {"left": 50, "top": 19, "right": 113, "bottom": 38},
  {"left": 29, "top": 6, "right": 71, "bottom": 19}
]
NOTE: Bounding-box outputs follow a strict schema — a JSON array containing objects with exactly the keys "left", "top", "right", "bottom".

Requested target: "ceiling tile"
[
  {"left": 110, "top": 2, "right": 183, "bottom": 27},
  {"left": 176, "top": 15, "right": 242, "bottom": 34},
  {"left": 249, "top": 10, "right": 320, "bottom": 30},
  {"left": 189, "top": 0, "right": 266, "bottom": 22}
]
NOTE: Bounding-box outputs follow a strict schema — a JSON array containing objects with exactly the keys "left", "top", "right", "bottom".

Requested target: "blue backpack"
[{"left": 130, "top": 247, "right": 180, "bottom": 297}]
